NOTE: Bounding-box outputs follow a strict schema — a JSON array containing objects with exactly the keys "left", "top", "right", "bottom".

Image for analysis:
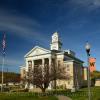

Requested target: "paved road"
[{"left": 56, "top": 95, "right": 72, "bottom": 100}]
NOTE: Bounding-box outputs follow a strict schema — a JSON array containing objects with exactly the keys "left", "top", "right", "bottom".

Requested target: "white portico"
[
  {"left": 24, "top": 46, "right": 53, "bottom": 72},
  {"left": 20, "top": 32, "right": 84, "bottom": 90}
]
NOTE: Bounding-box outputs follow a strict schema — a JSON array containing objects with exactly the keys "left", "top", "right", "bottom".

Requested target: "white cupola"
[{"left": 50, "top": 32, "right": 62, "bottom": 51}]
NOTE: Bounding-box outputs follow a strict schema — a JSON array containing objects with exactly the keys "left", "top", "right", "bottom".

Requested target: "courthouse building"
[{"left": 20, "top": 32, "right": 85, "bottom": 90}]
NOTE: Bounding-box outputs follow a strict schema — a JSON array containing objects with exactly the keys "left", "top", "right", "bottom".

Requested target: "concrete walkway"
[{"left": 56, "top": 95, "right": 72, "bottom": 100}]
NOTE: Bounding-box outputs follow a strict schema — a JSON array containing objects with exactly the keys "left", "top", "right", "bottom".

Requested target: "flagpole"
[
  {"left": 1, "top": 56, "right": 5, "bottom": 92},
  {"left": 1, "top": 33, "right": 6, "bottom": 92}
]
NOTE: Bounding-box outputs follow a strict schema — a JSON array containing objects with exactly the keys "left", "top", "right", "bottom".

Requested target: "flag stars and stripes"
[{"left": 2, "top": 33, "right": 6, "bottom": 55}]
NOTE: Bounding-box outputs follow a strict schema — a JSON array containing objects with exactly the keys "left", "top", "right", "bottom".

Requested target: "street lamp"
[{"left": 85, "top": 42, "right": 91, "bottom": 100}]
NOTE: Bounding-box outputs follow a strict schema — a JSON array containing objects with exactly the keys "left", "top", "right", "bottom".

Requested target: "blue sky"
[{"left": 0, "top": 0, "right": 100, "bottom": 73}]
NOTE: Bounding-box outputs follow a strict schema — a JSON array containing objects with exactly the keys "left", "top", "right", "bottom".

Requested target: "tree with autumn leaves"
[{"left": 0, "top": 72, "right": 20, "bottom": 84}]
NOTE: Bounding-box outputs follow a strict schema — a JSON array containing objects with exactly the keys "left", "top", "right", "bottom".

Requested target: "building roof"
[
  {"left": 24, "top": 45, "right": 84, "bottom": 63},
  {"left": 55, "top": 50, "right": 84, "bottom": 63},
  {"left": 24, "top": 46, "right": 51, "bottom": 58}
]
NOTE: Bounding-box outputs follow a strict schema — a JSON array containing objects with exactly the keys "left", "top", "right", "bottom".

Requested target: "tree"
[
  {"left": 30, "top": 62, "right": 71, "bottom": 93},
  {"left": 0, "top": 71, "right": 20, "bottom": 83},
  {"left": 50, "top": 60, "right": 70, "bottom": 89},
  {"left": 91, "top": 70, "right": 100, "bottom": 86},
  {"left": 32, "top": 64, "right": 50, "bottom": 92}
]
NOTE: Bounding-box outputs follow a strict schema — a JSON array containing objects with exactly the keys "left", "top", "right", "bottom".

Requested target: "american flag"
[{"left": 2, "top": 33, "right": 6, "bottom": 55}]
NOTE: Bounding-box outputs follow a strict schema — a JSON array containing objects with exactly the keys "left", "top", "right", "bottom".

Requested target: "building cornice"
[
  {"left": 24, "top": 46, "right": 51, "bottom": 58},
  {"left": 25, "top": 53, "right": 51, "bottom": 58},
  {"left": 64, "top": 52, "right": 84, "bottom": 63}
]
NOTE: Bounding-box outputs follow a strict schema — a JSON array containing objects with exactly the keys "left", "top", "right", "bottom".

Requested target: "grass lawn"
[
  {"left": 0, "top": 92, "right": 58, "bottom": 100},
  {"left": 67, "top": 87, "right": 100, "bottom": 100},
  {"left": 0, "top": 87, "right": 100, "bottom": 100}
]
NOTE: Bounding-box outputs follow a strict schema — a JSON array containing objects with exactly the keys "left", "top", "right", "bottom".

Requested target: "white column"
[
  {"left": 49, "top": 58, "right": 51, "bottom": 66},
  {"left": 32, "top": 60, "right": 36, "bottom": 88},
  {"left": 42, "top": 58, "right": 45, "bottom": 76},
  {"left": 42, "top": 58, "right": 44, "bottom": 67},
  {"left": 49, "top": 58, "right": 51, "bottom": 72},
  {"left": 32, "top": 60, "right": 34, "bottom": 69},
  {"left": 42, "top": 58, "right": 45, "bottom": 88},
  {"left": 49, "top": 58, "right": 52, "bottom": 89},
  {"left": 26, "top": 60, "right": 28, "bottom": 72}
]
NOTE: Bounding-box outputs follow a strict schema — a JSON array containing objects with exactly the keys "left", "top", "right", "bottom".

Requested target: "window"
[
  {"left": 68, "top": 81, "right": 70, "bottom": 85},
  {"left": 63, "top": 56, "right": 67, "bottom": 61},
  {"left": 28, "top": 61, "right": 32, "bottom": 67},
  {"left": 23, "top": 70, "right": 26, "bottom": 75},
  {"left": 67, "top": 65, "right": 69, "bottom": 68},
  {"left": 66, "top": 64, "right": 70, "bottom": 71},
  {"left": 28, "top": 61, "right": 32, "bottom": 72},
  {"left": 58, "top": 60, "right": 61, "bottom": 67}
]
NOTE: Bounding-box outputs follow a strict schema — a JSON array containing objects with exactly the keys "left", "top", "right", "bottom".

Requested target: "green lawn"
[
  {"left": 67, "top": 87, "right": 100, "bottom": 100},
  {"left": 0, "top": 87, "right": 100, "bottom": 100},
  {"left": 0, "top": 93, "right": 58, "bottom": 100}
]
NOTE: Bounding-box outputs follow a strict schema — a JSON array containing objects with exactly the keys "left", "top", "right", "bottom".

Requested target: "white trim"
[
  {"left": 64, "top": 60, "right": 74, "bottom": 63},
  {"left": 20, "top": 66, "right": 26, "bottom": 69},
  {"left": 24, "top": 46, "right": 51, "bottom": 58}
]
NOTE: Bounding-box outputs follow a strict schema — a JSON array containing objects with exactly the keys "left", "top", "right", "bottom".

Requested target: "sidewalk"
[{"left": 56, "top": 95, "right": 72, "bottom": 100}]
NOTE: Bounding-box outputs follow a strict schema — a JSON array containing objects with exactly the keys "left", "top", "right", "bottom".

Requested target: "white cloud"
[
  {"left": 69, "top": 0, "right": 100, "bottom": 10},
  {"left": 0, "top": 9, "right": 48, "bottom": 42},
  {"left": 0, "top": 56, "right": 23, "bottom": 66}
]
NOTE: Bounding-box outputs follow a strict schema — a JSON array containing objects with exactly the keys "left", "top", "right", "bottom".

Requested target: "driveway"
[{"left": 56, "top": 95, "right": 72, "bottom": 100}]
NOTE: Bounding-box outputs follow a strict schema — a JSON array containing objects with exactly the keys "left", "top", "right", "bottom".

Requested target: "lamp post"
[{"left": 85, "top": 42, "right": 91, "bottom": 100}]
